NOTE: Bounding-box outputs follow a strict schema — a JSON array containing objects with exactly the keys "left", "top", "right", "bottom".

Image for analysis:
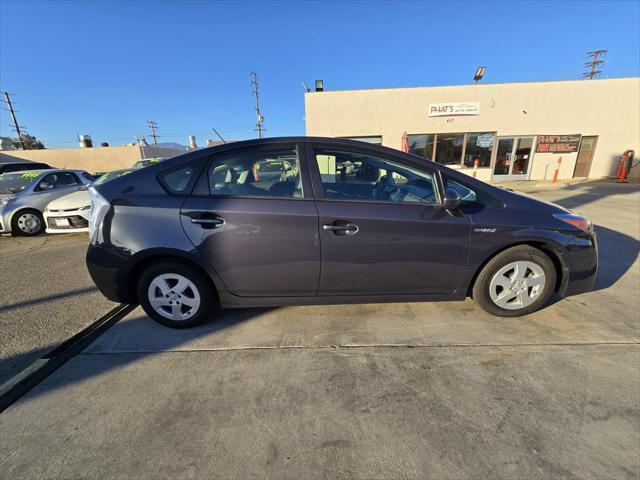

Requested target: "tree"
[{"left": 13, "top": 133, "right": 45, "bottom": 150}]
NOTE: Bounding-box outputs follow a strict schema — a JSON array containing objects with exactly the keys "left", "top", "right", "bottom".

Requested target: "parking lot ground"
[
  {"left": 0, "top": 233, "right": 115, "bottom": 384},
  {"left": 1, "top": 181, "right": 639, "bottom": 479}
]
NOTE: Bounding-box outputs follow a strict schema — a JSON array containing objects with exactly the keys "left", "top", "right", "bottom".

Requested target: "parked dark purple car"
[{"left": 86, "top": 137, "right": 597, "bottom": 328}]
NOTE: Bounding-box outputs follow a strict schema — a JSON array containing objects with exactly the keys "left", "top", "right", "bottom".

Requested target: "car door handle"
[
  {"left": 191, "top": 217, "right": 224, "bottom": 228},
  {"left": 192, "top": 217, "right": 224, "bottom": 225},
  {"left": 323, "top": 223, "right": 359, "bottom": 235}
]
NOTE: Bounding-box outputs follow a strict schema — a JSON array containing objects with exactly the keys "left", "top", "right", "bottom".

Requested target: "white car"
[{"left": 44, "top": 169, "right": 132, "bottom": 234}]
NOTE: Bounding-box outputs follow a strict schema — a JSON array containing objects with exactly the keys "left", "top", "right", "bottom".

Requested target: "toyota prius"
[{"left": 86, "top": 137, "right": 597, "bottom": 328}]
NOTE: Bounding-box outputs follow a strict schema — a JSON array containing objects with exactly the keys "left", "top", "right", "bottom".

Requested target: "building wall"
[
  {"left": 305, "top": 77, "right": 640, "bottom": 180},
  {"left": 0, "top": 146, "right": 185, "bottom": 173}
]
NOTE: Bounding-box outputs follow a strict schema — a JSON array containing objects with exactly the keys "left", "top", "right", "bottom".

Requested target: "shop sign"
[
  {"left": 428, "top": 102, "right": 480, "bottom": 117},
  {"left": 476, "top": 134, "right": 494, "bottom": 148},
  {"left": 536, "top": 134, "right": 581, "bottom": 153}
]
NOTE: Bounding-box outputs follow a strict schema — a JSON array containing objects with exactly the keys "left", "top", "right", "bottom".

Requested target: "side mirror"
[
  {"left": 443, "top": 187, "right": 461, "bottom": 210},
  {"left": 39, "top": 182, "right": 53, "bottom": 190}
]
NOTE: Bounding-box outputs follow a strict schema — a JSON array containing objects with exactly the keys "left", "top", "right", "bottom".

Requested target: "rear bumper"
[
  {"left": 86, "top": 244, "right": 135, "bottom": 303},
  {"left": 558, "top": 233, "right": 598, "bottom": 297}
]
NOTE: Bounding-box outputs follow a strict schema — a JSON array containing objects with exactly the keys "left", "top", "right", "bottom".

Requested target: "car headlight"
[
  {"left": 553, "top": 213, "right": 594, "bottom": 235},
  {"left": 88, "top": 187, "right": 110, "bottom": 244},
  {"left": 0, "top": 196, "right": 16, "bottom": 208}
]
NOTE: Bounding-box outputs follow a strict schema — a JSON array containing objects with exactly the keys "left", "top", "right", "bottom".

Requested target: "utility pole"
[
  {"left": 212, "top": 128, "right": 226, "bottom": 143},
  {"left": 2, "top": 91, "right": 26, "bottom": 149},
  {"left": 583, "top": 50, "right": 607, "bottom": 79},
  {"left": 250, "top": 71, "right": 265, "bottom": 138},
  {"left": 147, "top": 120, "right": 159, "bottom": 150}
]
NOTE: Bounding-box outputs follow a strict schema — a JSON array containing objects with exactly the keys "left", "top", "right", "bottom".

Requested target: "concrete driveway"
[{"left": 1, "top": 181, "right": 638, "bottom": 479}]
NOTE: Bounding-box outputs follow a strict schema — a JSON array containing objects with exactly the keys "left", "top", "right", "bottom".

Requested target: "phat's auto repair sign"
[
  {"left": 536, "top": 135, "right": 581, "bottom": 153},
  {"left": 428, "top": 102, "right": 480, "bottom": 117}
]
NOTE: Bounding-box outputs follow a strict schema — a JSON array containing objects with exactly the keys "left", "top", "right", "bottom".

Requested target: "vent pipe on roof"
[
  {"left": 189, "top": 135, "right": 198, "bottom": 149},
  {"left": 78, "top": 135, "right": 93, "bottom": 148}
]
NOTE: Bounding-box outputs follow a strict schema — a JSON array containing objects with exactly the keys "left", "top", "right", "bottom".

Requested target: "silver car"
[{"left": 0, "top": 169, "right": 94, "bottom": 235}]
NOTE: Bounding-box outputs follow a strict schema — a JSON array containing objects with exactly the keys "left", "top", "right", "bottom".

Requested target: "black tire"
[
  {"left": 472, "top": 245, "right": 557, "bottom": 317},
  {"left": 11, "top": 209, "right": 45, "bottom": 236},
  {"left": 137, "top": 261, "right": 218, "bottom": 328}
]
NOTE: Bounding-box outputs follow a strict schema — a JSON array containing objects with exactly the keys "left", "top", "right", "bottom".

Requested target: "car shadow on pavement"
[
  {"left": 593, "top": 225, "right": 640, "bottom": 291},
  {"left": 0, "top": 287, "right": 98, "bottom": 314},
  {"left": 0, "top": 307, "right": 277, "bottom": 398}
]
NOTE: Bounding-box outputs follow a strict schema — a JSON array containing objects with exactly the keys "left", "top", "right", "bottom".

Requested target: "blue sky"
[{"left": 1, "top": 0, "right": 639, "bottom": 147}]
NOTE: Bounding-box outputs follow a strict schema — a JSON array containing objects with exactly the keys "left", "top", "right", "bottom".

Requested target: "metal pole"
[
  {"left": 212, "top": 128, "right": 226, "bottom": 143},
  {"left": 3, "top": 91, "right": 25, "bottom": 149}
]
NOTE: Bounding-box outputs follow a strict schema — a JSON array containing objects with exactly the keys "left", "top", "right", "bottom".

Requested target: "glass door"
[{"left": 492, "top": 136, "right": 535, "bottom": 181}]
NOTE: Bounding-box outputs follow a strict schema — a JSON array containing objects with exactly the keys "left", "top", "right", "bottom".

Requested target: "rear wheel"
[
  {"left": 137, "top": 261, "right": 217, "bottom": 328},
  {"left": 472, "top": 245, "right": 556, "bottom": 317},
  {"left": 11, "top": 209, "right": 44, "bottom": 236}
]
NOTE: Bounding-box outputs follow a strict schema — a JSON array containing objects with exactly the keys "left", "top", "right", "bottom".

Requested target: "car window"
[
  {"left": 445, "top": 177, "right": 504, "bottom": 208},
  {"left": 162, "top": 166, "right": 195, "bottom": 193},
  {"left": 93, "top": 169, "right": 133, "bottom": 186},
  {"left": 207, "top": 147, "right": 302, "bottom": 198},
  {"left": 82, "top": 172, "right": 96, "bottom": 182},
  {"left": 0, "top": 172, "right": 41, "bottom": 193},
  {"left": 38, "top": 172, "right": 80, "bottom": 190},
  {"left": 447, "top": 179, "right": 477, "bottom": 202},
  {"left": 314, "top": 148, "right": 438, "bottom": 204}
]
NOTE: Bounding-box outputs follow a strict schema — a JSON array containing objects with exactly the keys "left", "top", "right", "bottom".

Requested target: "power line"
[
  {"left": 2, "top": 91, "right": 26, "bottom": 149},
  {"left": 147, "top": 120, "right": 159, "bottom": 149},
  {"left": 583, "top": 50, "right": 607, "bottom": 79},
  {"left": 250, "top": 71, "right": 265, "bottom": 139}
]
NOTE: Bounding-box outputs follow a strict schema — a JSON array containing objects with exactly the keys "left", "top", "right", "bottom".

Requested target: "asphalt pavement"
[
  {"left": 0, "top": 233, "right": 115, "bottom": 384},
  {"left": 0, "top": 181, "right": 638, "bottom": 479}
]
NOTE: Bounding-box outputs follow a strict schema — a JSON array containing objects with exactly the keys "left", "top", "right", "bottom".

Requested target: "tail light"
[{"left": 553, "top": 213, "right": 593, "bottom": 235}]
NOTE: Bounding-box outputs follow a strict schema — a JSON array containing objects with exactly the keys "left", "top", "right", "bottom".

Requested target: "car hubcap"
[
  {"left": 148, "top": 273, "right": 201, "bottom": 321},
  {"left": 489, "top": 260, "right": 546, "bottom": 310},
  {"left": 17, "top": 213, "right": 41, "bottom": 234}
]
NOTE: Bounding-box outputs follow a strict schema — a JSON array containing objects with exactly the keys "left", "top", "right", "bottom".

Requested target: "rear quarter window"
[{"left": 157, "top": 156, "right": 208, "bottom": 195}]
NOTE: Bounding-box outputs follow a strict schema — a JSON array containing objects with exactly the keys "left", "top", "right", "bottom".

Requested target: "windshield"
[
  {"left": 0, "top": 172, "right": 41, "bottom": 194},
  {"left": 93, "top": 169, "right": 133, "bottom": 186}
]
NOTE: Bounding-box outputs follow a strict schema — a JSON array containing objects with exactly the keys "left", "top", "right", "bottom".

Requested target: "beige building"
[
  {"left": 0, "top": 145, "right": 185, "bottom": 173},
  {"left": 305, "top": 77, "right": 640, "bottom": 181}
]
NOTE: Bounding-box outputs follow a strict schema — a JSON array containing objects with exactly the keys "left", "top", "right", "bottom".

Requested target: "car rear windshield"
[
  {"left": 0, "top": 172, "right": 41, "bottom": 194},
  {"left": 93, "top": 169, "right": 133, "bottom": 185}
]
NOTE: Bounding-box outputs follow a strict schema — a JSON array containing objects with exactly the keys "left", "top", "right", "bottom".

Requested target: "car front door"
[
  {"left": 180, "top": 143, "right": 320, "bottom": 297},
  {"left": 308, "top": 143, "right": 472, "bottom": 295},
  {"left": 35, "top": 171, "right": 85, "bottom": 210}
]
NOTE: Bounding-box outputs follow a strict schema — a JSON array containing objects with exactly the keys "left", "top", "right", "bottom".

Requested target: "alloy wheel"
[
  {"left": 489, "top": 260, "right": 546, "bottom": 310},
  {"left": 147, "top": 273, "right": 201, "bottom": 321}
]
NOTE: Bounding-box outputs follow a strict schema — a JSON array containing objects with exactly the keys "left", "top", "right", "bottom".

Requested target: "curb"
[{"left": 0, "top": 303, "right": 136, "bottom": 413}]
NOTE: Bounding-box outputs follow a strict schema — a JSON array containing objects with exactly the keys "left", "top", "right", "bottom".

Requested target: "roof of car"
[{"left": 3, "top": 168, "right": 87, "bottom": 175}]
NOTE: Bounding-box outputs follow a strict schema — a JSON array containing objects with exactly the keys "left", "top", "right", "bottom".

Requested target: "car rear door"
[
  {"left": 307, "top": 142, "right": 472, "bottom": 295},
  {"left": 180, "top": 143, "right": 320, "bottom": 297}
]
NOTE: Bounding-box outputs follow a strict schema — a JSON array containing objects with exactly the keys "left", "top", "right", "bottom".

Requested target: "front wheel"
[
  {"left": 12, "top": 209, "right": 45, "bottom": 236},
  {"left": 137, "top": 261, "right": 217, "bottom": 328},
  {"left": 472, "top": 245, "right": 557, "bottom": 317}
]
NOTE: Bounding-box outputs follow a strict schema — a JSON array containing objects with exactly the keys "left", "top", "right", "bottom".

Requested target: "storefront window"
[
  {"left": 435, "top": 133, "right": 464, "bottom": 165},
  {"left": 407, "top": 134, "right": 435, "bottom": 158},
  {"left": 464, "top": 133, "right": 495, "bottom": 167}
]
